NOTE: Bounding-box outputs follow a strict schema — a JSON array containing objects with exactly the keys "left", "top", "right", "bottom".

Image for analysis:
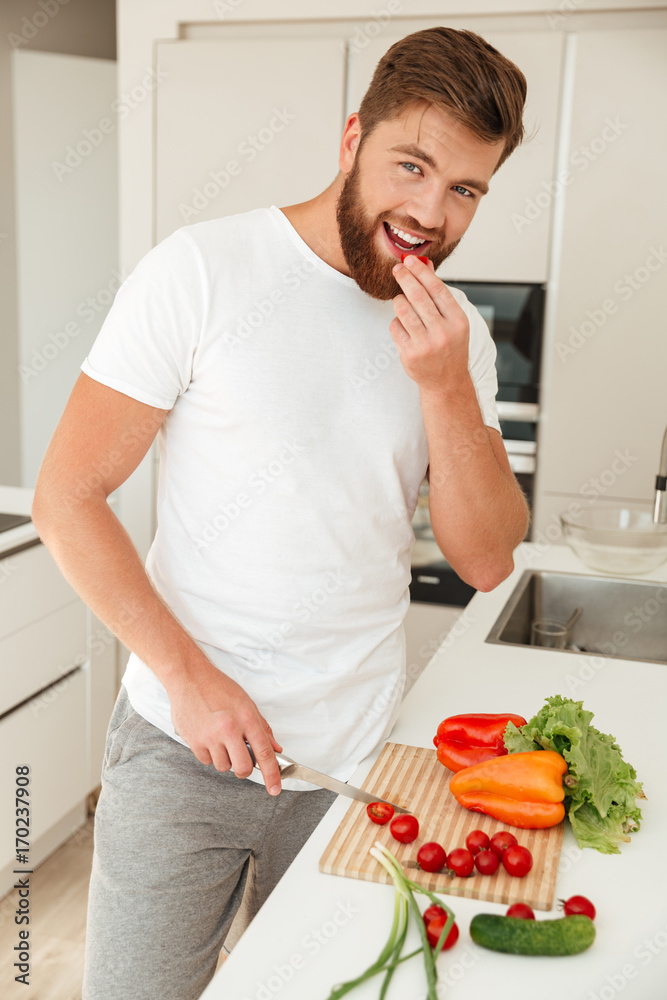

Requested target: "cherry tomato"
[
  {"left": 561, "top": 895, "right": 596, "bottom": 920},
  {"left": 506, "top": 903, "right": 535, "bottom": 920},
  {"left": 389, "top": 814, "right": 419, "bottom": 844},
  {"left": 422, "top": 904, "right": 447, "bottom": 926},
  {"left": 446, "top": 848, "right": 475, "bottom": 877},
  {"left": 401, "top": 253, "right": 430, "bottom": 266},
  {"left": 502, "top": 844, "right": 533, "bottom": 877},
  {"left": 465, "top": 830, "right": 490, "bottom": 855},
  {"left": 489, "top": 831, "right": 518, "bottom": 858},
  {"left": 366, "top": 802, "right": 394, "bottom": 825},
  {"left": 417, "top": 842, "right": 447, "bottom": 873},
  {"left": 474, "top": 849, "right": 500, "bottom": 875},
  {"left": 426, "top": 914, "right": 459, "bottom": 951}
]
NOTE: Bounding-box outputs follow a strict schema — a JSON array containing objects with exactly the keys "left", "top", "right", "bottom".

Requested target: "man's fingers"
[
  {"left": 188, "top": 742, "right": 214, "bottom": 767},
  {"left": 248, "top": 739, "right": 282, "bottom": 796},
  {"left": 209, "top": 746, "right": 232, "bottom": 773},
  {"left": 262, "top": 716, "right": 283, "bottom": 753}
]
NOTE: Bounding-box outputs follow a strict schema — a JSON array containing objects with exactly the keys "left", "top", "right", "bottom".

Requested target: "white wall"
[
  {"left": 12, "top": 50, "right": 118, "bottom": 486},
  {"left": 0, "top": 0, "right": 116, "bottom": 487}
]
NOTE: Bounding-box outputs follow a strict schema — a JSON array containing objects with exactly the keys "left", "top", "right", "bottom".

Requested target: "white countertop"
[
  {"left": 0, "top": 486, "right": 39, "bottom": 553},
  {"left": 203, "top": 542, "right": 667, "bottom": 1000}
]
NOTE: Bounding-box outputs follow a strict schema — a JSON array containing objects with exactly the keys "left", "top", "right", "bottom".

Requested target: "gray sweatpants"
[{"left": 82, "top": 685, "right": 336, "bottom": 1000}]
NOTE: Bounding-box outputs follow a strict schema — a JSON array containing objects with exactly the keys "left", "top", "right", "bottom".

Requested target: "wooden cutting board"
[{"left": 319, "top": 742, "right": 564, "bottom": 911}]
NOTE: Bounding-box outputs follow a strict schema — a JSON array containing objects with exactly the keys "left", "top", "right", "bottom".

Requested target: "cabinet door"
[
  {"left": 0, "top": 542, "right": 78, "bottom": 640},
  {"left": 11, "top": 50, "right": 118, "bottom": 488},
  {"left": 403, "top": 601, "right": 461, "bottom": 696},
  {"left": 346, "top": 27, "right": 564, "bottom": 282},
  {"left": 0, "top": 601, "right": 87, "bottom": 717},
  {"left": 0, "top": 668, "right": 86, "bottom": 873},
  {"left": 535, "top": 27, "right": 667, "bottom": 529},
  {"left": 155, "top": 37, "right": 346, "bottom": 241}
]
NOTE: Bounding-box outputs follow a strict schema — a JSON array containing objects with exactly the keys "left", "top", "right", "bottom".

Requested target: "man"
[{"left": 33, "top": 26, "right": 529, "bottom": 1000}]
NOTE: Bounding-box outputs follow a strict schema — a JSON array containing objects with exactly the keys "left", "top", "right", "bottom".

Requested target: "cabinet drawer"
[
  {"left": 0, "top": 602, "right": 87, "bottom": 716},
  {"left": 0, "top": 667, "right": 86, "bottom": 872},
  {"left": 0, "top": 542, "right": 78, "bottom": 641}
]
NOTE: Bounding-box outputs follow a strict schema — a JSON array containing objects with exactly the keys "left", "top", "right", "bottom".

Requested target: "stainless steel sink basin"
[{"left": 486, "top": 570, "right": 667, "bottom": 664}]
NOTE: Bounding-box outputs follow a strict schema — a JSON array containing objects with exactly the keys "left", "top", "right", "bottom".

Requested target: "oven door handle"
[
  {"left": 507, "top": 453, "right": 536, "bottom": 474},
  {"left": 496, "top": 401, "right": 539, "bottom": 422}
]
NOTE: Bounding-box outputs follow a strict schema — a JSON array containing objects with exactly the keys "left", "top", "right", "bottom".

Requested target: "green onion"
[{"left": 324, "top": 843, "right": 457, "bottom": 1000}]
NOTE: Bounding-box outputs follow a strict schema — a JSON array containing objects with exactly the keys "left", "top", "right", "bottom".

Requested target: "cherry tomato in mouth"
[
  {"left": 366, "top": 802, "right": 394, "bottom": 825},
  {"left": 465, "top": 830, "right": 491, "bottom": 855},
  {"left": 502, "top": 844, "right": 533, "bottom": 877},
  {"left": 560, "top": 895, "right": 596, "bottom": 920},
  {"left": 489, "top": 831, "right": 518, "bottom": 858},
  {"left": 446, "top": 848, "right": 475, "bottom": 877},
  {"left": 506, "top": 903, "right": 536, "bottom": 920},
  {"left": 417, "top": 841, "right": 447, "bottom": 873},
  {"left": 426, "top": 914, "right": 459, "bottom": 951},
  {"left": 474, "top": 849, "right": 500, "bottom": 875},
  {"left": 400, "top": 252, "right": 429, "bottom": 265},
  {"left": 389, "top": 814, "right": 419, "bottom": 844}
]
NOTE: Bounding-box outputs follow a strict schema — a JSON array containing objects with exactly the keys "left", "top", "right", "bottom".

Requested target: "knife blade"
[{"left": 245, "top": 743, "right": 409, "bottom": 813}]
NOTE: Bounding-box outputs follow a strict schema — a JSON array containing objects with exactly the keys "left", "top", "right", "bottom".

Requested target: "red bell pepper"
[{"left": 433, "top": 713, "right": 528, "bottom": 772}]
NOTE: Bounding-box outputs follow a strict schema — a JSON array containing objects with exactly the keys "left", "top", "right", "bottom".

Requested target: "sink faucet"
[{"left": 655, "top": 424, "right": 667, "bottom": 524}]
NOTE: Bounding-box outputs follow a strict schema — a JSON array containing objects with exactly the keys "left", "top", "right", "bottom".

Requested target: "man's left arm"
[{"left": 390, "top": 255, "right": 529, "bottom": 592}]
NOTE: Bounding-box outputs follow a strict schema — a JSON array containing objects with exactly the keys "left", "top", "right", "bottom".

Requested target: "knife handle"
[{"left": 244, "top": 741, "right": 293, "bottom": 772}]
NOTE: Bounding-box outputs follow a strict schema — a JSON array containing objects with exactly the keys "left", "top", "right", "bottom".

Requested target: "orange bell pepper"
[{"left": 449, "top": 750, "right": 567, "bottom": 829}]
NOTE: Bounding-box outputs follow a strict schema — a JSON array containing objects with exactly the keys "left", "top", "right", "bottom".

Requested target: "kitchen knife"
[{"left": 245, "top": 743, "right": 409, "bottom": 813}]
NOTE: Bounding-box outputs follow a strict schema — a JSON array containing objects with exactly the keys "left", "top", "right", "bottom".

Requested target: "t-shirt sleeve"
[
  {"left": 450, "top": 288, "right": 501, "bottom": 435},
  {"left": 81, "top": 229, "right": 206, "bottom": 410}
]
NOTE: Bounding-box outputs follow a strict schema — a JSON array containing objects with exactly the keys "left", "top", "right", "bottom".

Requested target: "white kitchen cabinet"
[
  {"left": 403, "top": 600, "right": 462, "bottom": 697},
  {"left": 346, "top": 27, "right": 564, "bottom": 283},
  {"left": 0, "top": 536, "right": 118, "bottom": 895},
  {"left": 0, "top": 601, "right": 86, "bottom": 717},
  {"left": 0, "top": 665, "right": 87, "bottom": 894},
  {"left": 0, "top": 539, "right": 79, "bottom": 640},
  {"left": 10, "top": 50, "right": 118, "bottom": 488},
  {"left": 533, "top": 26, "right": 667, "bottom": 536},
  {"left": 155, "top": 37, "right": 346, "bottom": 241}
]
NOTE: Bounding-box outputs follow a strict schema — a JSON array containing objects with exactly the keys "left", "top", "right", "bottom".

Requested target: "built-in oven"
[{"left": 410, "top": 281, "right": 546, "bottom": 607}]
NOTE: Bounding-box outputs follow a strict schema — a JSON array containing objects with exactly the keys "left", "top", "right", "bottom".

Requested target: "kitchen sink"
[{"left": 486, "top": 570, "right": 667, "bottom": 664}]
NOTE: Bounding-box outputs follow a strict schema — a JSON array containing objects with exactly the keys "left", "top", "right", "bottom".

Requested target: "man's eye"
[
  {"left": 401, "top": 162, "right": 422, "bottom": 175},
  {"left": 453, "top": 185, "right": 473, "bottom": 197}
]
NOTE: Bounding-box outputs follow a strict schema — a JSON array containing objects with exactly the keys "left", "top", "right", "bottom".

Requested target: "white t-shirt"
[{"left": 82, "top": 205, "right": 501, "bottom": 790}]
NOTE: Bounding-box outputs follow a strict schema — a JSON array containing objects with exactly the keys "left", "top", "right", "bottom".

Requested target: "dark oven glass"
[
  {"left": 445, "top": 281, "right": 546, "bottom": 404},
  {"left": 410, "top": 282, "right": 545, "bottom": 607}
]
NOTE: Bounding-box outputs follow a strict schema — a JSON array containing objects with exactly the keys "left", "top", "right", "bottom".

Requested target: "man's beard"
[{"left": 335, "top": 155, "right": 461, "bottom": 301}]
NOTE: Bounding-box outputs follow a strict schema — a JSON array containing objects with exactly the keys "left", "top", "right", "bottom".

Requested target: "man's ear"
[{"left": 339, "top": 112, "right": 362, "bottom": 173}]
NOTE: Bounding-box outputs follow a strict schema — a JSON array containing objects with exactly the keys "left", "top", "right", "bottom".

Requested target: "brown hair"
[{"left": 357, "top": 27, "right": 527, "bottom": 170}]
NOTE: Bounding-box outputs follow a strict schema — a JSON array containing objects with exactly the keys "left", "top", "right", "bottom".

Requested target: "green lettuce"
[{"left": 503, "top": 695, "right": 644, "bottom": 854}]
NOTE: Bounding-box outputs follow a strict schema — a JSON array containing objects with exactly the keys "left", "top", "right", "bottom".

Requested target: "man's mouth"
[{"left": 382, "top": 221, "right": 432, "bottom": 258}]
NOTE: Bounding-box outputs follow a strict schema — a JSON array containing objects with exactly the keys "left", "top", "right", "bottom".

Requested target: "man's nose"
[{"left": 404, "top": 184, "right": 447, "bottom": 234}]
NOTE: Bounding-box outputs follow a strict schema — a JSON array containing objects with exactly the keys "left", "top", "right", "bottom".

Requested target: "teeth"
[{"left": 388, "top": 224, "right": 426, "bottom": 245}]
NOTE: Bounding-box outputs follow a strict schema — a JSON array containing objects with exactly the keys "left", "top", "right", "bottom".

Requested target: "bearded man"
[{"left": 33, "top": 25, "right": 529, "bottom": 1000}]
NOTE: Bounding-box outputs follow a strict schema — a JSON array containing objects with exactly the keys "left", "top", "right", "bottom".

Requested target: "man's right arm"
[{"left": 32, "top": 372, "right": 284, "bottom": 794}]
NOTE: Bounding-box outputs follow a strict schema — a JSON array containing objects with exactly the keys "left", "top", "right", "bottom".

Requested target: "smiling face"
[{"left": 335, "top": 101, "right": 505, "bottom": 300}]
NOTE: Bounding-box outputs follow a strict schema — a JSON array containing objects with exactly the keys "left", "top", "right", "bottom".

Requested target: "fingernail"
[
  {"left": 404, "top": 254, "right": 416, "bottom": 267},
  {"left": 269, "top": 784, "right": 281, "bottom": 796},
  {"left": 392, "top": 263, "right": 402, "bottom": 273}
]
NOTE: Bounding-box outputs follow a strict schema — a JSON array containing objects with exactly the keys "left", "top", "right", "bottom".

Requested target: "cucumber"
[{"left": 470, "top": 914, "right": 595, "bottom": 956}]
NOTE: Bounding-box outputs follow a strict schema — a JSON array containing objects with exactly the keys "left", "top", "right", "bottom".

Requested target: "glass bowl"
[{"left": 560, "top": 507, "right": 667, "bottom": 575}]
